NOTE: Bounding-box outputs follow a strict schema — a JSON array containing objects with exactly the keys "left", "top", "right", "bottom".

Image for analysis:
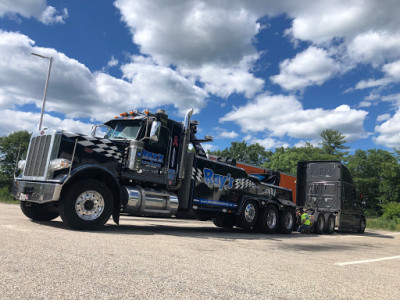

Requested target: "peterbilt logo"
[{"left": 40, "top": 130, "right": 45, "bottom": 135}]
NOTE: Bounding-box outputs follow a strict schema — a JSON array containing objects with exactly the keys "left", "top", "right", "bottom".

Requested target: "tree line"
[
  {"left": 210, "top": 129, "right": 400, "bottom": 217},
  {"left": 1, "top": 129, "right": 399, "bottom": 217}
]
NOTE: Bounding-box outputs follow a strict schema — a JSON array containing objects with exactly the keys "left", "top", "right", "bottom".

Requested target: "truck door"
[{"left": 142, "top": 125, "right": 170, "bottom": 182}]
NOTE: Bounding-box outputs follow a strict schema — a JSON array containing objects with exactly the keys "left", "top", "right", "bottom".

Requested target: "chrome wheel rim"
[
  {"left": 267, "top": 210, "right": 277, "bottom": 229},
  {"left": 244, "top": 203, "right": 256, "bottom": 223},
  {"left": 75, "top": 190, "right": 105, "bottom": 221}
]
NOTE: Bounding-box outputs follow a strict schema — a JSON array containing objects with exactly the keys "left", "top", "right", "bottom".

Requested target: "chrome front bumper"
[{"left": 12, "top": 180, "right": 63, "bottom": 203}]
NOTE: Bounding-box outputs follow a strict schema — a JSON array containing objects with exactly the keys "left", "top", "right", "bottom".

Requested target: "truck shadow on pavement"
[{"left": 32, "top": 219, "right": 395, "bottom": 241}]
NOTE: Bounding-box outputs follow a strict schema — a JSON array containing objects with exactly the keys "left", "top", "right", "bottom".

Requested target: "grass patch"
[
  {"left": 367, "top": 218, "right": 400, "bottom": 231},
  {"left": 0, "top": 187, "right": 19, "bottom": 204}
]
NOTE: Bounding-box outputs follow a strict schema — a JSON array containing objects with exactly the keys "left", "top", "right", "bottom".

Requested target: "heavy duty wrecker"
[
  {"left": 13, "top": 109, "right": 296, "bottom": 233},
  {"left": 13, "top": 108, "right": 365, "bottom": 233}
]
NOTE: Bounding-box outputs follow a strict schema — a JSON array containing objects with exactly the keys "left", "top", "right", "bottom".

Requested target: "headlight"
[
  {"left": 49, "top": 158, "right": 71, "bottom": 171},
  {"left": 18, "top": 160, "right": 26, "bottom": 170}
]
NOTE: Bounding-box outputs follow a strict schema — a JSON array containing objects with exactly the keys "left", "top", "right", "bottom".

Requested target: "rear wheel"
[
  {"left": 358, "top": 216, "right": 366, "bottom": 233},
  {"left": 315, "top": 214, "right": 325, "bottom": 234},
  {"left": 20, "top": 201, "right": 59, "bottom": 221},
  {"left": 59, "top": 179, "right": 113, "bottom": 230},
  {"left": 255, "top": 204, "right": 279, "bottom": 234},
  {"left": 325, "top": 214, "right": 335, "bottom": 234},
  {"left": 237, "top": 200, "right": 258, "bottom": 229},
  {"left": 278, "top": 208, "right": 295, "bottom": 234}
]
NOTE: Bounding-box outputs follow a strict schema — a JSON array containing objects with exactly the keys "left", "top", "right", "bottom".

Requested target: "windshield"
[{"left": 105, "top": 120, "right": 143, "bottom": 140}]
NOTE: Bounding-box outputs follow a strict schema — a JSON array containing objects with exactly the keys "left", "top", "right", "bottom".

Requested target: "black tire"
[
  {"left": 236, "top": 200, "right": 258, "bottom": 229},
  {"left": 20, "top": 201, "right": 59, "bottom": 221},
  {"left": 278, "top": 208, "right": 295, "bottom": 234},
  {"left": 255, "top": 204, "right": 279, "bottom": 234},
  {"left": 315, "top": 214, "right": 325, "bottom": 234},
  {"left": 325, "top": 214, "right": 335, "bottom": 234},
  {"left": 59, "top": 179, "right": 114, "bottom": 230},
  {"left": 212, "top": 214, "right": 235, "bottom": 228},
  {"left": 358, "top": 216, "right": 366, "bottom": 233}
]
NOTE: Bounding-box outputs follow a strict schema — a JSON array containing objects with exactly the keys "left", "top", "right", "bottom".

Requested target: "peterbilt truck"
[
  {"left": 296, "top": 161, "right": 366, "bottom": 233},
  {"left": 13, "top": 108, "right": 296, "bottom": 233}
]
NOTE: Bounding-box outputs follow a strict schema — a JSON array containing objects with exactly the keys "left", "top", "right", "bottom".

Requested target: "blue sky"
[{"left": 1, "top": 0, "right": 400, "bottom": 153}]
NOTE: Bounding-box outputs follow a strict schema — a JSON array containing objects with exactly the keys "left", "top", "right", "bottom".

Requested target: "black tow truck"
[{"left": 13, "top": 108, "right": 296, "bottom": 233}]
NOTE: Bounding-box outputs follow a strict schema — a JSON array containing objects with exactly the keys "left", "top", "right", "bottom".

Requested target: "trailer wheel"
[
  {"left": 278, "top": 208, "right": 295, "bottom": 234},
  {"left": 212, "top": 214, "right": 235, "bottom": 228},
  {"left": 325, "top": 214, "right": 335, "bottom": 234},
  {"left": 315, "top": 214, "right": 325, "bottom": 234},
  {"left": 358, "top": 216, "right": 366, "bottom": 233},
  {"left": 59, "top": 179, "right": 113, "bottom": 230},
  {"left": 20, "top": 201, "right": 59, "bottom": 221},
  {"left": 255, "top": 204, "right": 279, "bottom": 233},
  {"left": 237, "top": 200, "right": 258, "bottom": 229}
]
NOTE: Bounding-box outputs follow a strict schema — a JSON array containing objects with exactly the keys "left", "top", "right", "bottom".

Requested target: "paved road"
[{"left": 1, "top": 203, "right": 399, "bottom": 299}]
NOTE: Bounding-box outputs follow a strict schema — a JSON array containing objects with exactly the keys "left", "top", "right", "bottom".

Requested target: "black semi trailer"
[
  {"left": 13, "top": 108, "right": 296, "bottom": 233},
  {"left": 296, "top": 161, "right": 366, "bottom": 233}
]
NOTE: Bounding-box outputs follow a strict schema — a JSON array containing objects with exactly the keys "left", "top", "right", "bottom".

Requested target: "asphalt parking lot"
[{"left": 1, "top": 202, "right": 399, "bottom": 299}]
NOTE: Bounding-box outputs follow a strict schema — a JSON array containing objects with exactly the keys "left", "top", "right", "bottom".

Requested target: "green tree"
[
  {"left": 346, "top": 149, "right": 400, "bottom": 216},
  {"left": 210, "top": 141, "right": 271, "bottom": 166},
  {"left": 320, "top": 129, "right": 349, "bottom": 158},
  {"left": 0, "top": 130, "right": 31, "bottom": 189},
  {"left": 264, "top": 144, "right": 338, "bottom": 174}
]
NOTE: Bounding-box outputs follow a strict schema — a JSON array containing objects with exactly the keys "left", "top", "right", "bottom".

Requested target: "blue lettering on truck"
[{"left": 203, "top": 168, "right": 234, "bottom": 190}]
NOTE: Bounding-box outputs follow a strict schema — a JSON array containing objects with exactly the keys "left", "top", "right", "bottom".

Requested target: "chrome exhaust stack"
[{"left": 178, "top": 108, "right": 193, "bottom": 180}]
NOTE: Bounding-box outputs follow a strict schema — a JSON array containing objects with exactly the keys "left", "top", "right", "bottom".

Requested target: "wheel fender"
[{"left": 62, "top": 165, "right": 121, "bottom": 224}]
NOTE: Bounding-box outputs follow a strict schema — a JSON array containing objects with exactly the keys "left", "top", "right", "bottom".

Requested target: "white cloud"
[
  {"left": 355, "top": 60, "right": 400, "bottom": 90},
  {"left": 114, "top": 0, "right": 265, "bottom": 98},
  {"left": 0, "top": 31, "right": 208, "bottom": 136},
  {"left": 213, "top": 127, "right": 239, "bottom": 139},
  {"left": 0, "top": 109, "right": 92, "bottom": 136},
  {"left": 376, "top": 114, "right": 391, "bottom": 123},
  {"left": 271, "top": 47, "right": 340, "bottom": 91},
  {"left": 107, "top": 56, "right": 119, "bottom": 68},
  {"left": 0, "top": 0, "right": 68, "bottom": 24},
  {"left": 374, "top": 109, "right": 400, "bottom": 148},
  {"left": 220, "top": 93, "right": 368, "bottom": 141}
]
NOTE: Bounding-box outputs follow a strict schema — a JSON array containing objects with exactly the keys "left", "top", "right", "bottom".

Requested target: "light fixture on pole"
[{"left": 31, "top": 52, "right": 53, "bottom": 131}]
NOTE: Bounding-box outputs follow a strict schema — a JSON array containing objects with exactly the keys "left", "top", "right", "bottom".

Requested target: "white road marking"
[{"left": 335, "top": 255, "right": 400, "bottom": 266}]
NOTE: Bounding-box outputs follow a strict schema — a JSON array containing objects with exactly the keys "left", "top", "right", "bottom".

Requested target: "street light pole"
[{"left": 31, "top": 52, "right": 53, "bottom": 131}]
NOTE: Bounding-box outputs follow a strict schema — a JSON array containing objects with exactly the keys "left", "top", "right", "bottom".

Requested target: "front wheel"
[
  {"left": 20, "top": 201, "right": 59, "bottom": 221},
  {"left": 255, "top": 204, "right": 279, "bottom": 234},
  {"left": 59, "top": 179, "right": 114, "bottom": 230}
]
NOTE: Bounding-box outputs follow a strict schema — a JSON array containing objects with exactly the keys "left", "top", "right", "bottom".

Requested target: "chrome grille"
[{"left": 24, "top": 135, "right": 52, "bottom": 177}]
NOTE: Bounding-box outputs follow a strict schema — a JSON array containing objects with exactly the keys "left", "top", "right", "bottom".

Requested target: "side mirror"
[
  {"left": 150, "top": 121, "right": 161, "bottom": 142},
  {"left": 91, "top": 125, "right": 108, "bottom": 139}
]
